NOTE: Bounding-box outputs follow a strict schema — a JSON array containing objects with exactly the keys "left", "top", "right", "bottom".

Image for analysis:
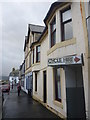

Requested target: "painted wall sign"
[{"left": 48, "top": 55, "right": 83, "bottom": 66}]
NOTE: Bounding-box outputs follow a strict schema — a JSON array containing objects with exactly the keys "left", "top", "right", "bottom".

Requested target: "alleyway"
[{"left": 2, "top": 86, "right": 61, "bottom": 119}]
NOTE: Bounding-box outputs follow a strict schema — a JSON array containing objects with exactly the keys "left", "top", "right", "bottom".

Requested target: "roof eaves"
[
  {"left": 44, "top": 2, "right": 65, "bottom": 25},
  {"left": 30, "top": 41, "right": 39, "bottom": 49},
  {"left": 38, "top": 26, "right": 48, "bottom": 43}
]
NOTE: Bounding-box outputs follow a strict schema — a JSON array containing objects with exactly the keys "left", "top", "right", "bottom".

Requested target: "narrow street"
[{"left": 2, "top": 85, "right": 61, "bottom": 119}]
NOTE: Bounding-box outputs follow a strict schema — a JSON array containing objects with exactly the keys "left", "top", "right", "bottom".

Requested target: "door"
[
  {"left": 65, "top": 66, "right": 86, "bottom": 119},
  {"left": 43, "top": 71, "right": 47, "bottom": 103}
]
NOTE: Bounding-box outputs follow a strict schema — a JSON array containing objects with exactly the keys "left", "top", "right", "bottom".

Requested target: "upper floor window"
[
  {"left": 50, "top": 16, "right": 56, "bottom": 48},
  {"left": 32, "top": 49, "right": 34, "bottom": 64},
  {"left": 61, "top": 6, "right": 73, "bottom": 41},
  {"left": 29, "top": 53, "right": 31, "bottom": 67},
  {"left": 36, "top": 45, "right": 40, "bottom": 62}
]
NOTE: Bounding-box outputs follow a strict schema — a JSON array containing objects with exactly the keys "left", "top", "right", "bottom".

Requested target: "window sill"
[
  {"left": 53, "top": 100, "right": 63, "bottom": 109},
  {"left": 34, "top": 91, "right": 38, "bottom": 94},
  {"left": 32, "top": 62, "right": 40, "bottom": 67},
  {"left": 47, "top": 38, "right": 76, "bottom": 55}
]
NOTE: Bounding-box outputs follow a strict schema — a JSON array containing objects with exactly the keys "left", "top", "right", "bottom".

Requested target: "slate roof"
[
  {"left": 24, "top": 36, "right": 28, "bottom": 51},
  {"left": 44, "top": 2, "right": 66, "bottom": 25},
  {"left": 29, "top": 24, "right": 45, "bottom": 33},
  {"left": 9, "top": 69, "right": 19, "bottom": 77}
]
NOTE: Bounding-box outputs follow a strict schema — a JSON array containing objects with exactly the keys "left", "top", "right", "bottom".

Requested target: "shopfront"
[
  {"left": 26, "top": 72, "right": 33, "bottom": 96},
  {"left": 48, "top": 54, "right": 86, "bottom": 119}
]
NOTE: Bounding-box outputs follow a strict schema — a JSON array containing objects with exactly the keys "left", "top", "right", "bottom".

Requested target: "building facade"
[
  {"left": 9, "top": 68, "right": 19, "bottom": 85},
  {"left": 23, "top": 1, "right": 90, "bottom": 119},
  {"left": 19, "top": 60, "right": 25, "bottom": 91},
  {"left": 24, "top": 24, "right": 44, "bottom": 94}
]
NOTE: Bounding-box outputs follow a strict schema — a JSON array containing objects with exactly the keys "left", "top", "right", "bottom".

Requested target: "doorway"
[
  {"left": 65, "top": 66, "right": 86, "bottom": 119},
  {"left": 43, "top": 71, "right": 47, "bottom": 103}
]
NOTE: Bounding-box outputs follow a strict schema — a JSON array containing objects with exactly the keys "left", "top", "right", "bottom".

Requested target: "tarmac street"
[{"left": 2, "top": 85, "right": 61, "bottom": 119}]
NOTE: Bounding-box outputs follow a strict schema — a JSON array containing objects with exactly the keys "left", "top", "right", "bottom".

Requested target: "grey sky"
[{"left": 1, "top": 1, "right": 56, "bottom": 76}]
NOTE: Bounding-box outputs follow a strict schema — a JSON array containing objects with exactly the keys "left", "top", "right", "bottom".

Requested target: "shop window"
[
  {"left": 35, "top": 73, "right": 37, "bottom": 92},
  {"left": 61, "top": 6, "right": 73, "bottom": 41},
  {"left": 36, "top": 45, "right": 40, "bottom": 62},
  {"left": 50, "top": 16, "right": 56, "bottom": 48},
  {"left": 54, "top": 68, "right": 61, "bottom": 102}
]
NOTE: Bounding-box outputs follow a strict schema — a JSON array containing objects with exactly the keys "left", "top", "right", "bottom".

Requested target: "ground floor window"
[
  {"left": 35, "top": 73, "right": 37, "bottom": 92},
  {"left": 54, "top": 67, "right": 61, "bottom": 102}
]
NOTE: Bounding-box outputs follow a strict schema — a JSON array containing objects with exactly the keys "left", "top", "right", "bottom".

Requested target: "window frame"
[
  {"left": 50, "top": 16, "right": 56, "bottom": 48},
  {"left": 61, "top": 5, "right": 72, "bottom": 41},
  {"left": 36, "top": 45, "right": 40, "bottom": 63},
  {"left": 54, "top": 67, "right": 61, "bottom": 102}
]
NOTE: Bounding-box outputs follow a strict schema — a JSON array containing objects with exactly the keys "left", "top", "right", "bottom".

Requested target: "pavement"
[
  {"left": 0, "top": 94, "right": 2, "bottom": 120},
  {"left": 0, "top": 85, "right": 2, "bottom": 120},
  {"left": 2, "top": 85, "right": 61, "bottom": 119}
]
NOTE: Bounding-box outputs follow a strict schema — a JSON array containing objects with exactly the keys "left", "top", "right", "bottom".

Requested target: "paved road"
[{"left": 3, "top": 86, "right": 61, "bottom": 119}]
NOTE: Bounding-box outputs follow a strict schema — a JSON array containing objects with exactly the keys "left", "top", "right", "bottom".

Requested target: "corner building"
[{"left": 25, "top": 1, "right": 90, "bottom": 119}]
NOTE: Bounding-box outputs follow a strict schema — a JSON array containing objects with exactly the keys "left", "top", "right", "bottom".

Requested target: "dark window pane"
[
  {"left": 32, "top": 50, "right": 34, "bottom": 64},
  {"left": 56, "top": 68, "right": 61, "bottom": 100},
  {"left": 50, "top": 16, "right": 56, "bottom": 48},
  {"left": 55, "top": 68, "right": 61, "bottom": 102},
  {"left": 64, "top": 21, "right": 73, "bottom": 40},
  {"left": 36, "top": 45, "right": 40, "bottom": 62},
  {"left": 52, "top": 31, "right": 56, "bottom": 46},
  {"left": 62, "top": 8, "right": 72, "bottom": 22},
  {"left": 35, "top": 73, "right": 37, "bottom": 92},
  {"left": 52, "top": 23, "right": 56, "bottom": 32},
  {"left": 57, "top": 80, "right": 61, "bottom": 99},
  {"left": 38, "top": 46, "right": 40, "bottom": 52},
  {"left": 38, "top": 53, "right": 40, "bottom": 62}
]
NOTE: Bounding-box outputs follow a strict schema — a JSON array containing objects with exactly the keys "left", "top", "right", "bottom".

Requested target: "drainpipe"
[{"left": 80, "top": 1, "right": 89, "bottom": 119}]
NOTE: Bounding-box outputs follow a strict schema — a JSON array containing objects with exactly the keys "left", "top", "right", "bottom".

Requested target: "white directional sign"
[{"left": 48, "top": 55, "right": 83, "bottom": 66}]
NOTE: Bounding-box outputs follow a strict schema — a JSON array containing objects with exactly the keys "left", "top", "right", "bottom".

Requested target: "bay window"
[
  {"left": 61, "top": 6, "right": 73, "bottom": 41},
  {"left": 36, "top": 45, "right": 40, "bottom": 62},
  {"left": 50, "top": 16, "right": 56, "bottom": 47},
  {"left": 32, "top": 49, "right": 34, "bottom": 64}
]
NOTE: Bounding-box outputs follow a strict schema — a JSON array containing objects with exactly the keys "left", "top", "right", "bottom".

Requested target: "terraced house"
[
  {"left": 24, "top": 24, "right": 44, "bottom": 94},
  {"left": 23, "top": 1, "right": 90, "bottom": 119}
]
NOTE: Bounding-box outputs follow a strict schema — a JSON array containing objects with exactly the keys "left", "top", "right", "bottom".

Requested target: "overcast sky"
[{"left": 1, "top": 1, "right": 57, "bottom": 76}]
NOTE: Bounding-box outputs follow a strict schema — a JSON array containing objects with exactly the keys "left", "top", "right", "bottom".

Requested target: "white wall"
[
  {"left": 24, "top": 77, "right": 28, "bottom": 94},
  {"left": 47, "top": 2, "right": 88, "bottom": 118},
  {"left": 33, "top": 35, "right": 48, "bottom": 101},
  {"left": 41, "top": 35, "right": 48, "bottom": 69},
  {"left": 32, "top": 2, "right": 89, "bottom": 118},
  {"left": 33, "top": 71, "right": 43, "bottom": 101}
]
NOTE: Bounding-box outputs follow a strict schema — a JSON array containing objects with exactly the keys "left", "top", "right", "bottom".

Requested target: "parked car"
[{"left": 1, "top": 82, "right": 10, "bottom": 94}]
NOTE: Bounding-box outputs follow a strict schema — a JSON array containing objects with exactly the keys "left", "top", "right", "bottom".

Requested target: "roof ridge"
[{"left": 29, "top": 23, "right": 45, "bottom": 28}]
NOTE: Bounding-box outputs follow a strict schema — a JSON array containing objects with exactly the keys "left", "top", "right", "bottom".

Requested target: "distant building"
[
  {"left": 0, "top": 76, "right": 9, "bottom": 81},
  {"left": 19, "top": 60, "right": 25, "bottom": 91},
  {"left": 9, "top": 68, "right": 19, "bottom": 85}
]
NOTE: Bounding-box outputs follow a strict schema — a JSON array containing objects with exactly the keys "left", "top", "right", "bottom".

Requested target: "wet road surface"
[{"left": 2, "top": 86, "right": 61, "bottom": 119}]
